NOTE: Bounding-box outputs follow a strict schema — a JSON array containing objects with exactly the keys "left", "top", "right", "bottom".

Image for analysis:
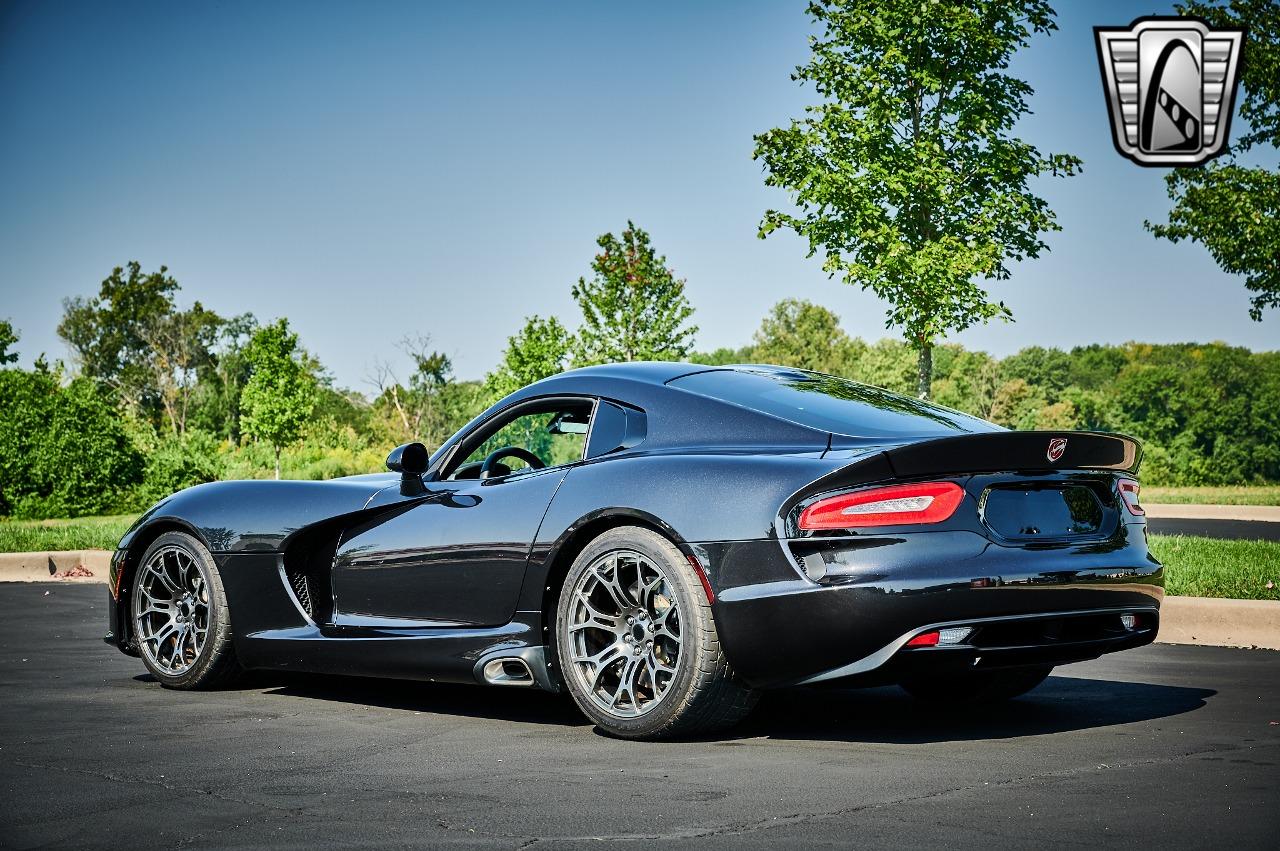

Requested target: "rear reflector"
[
  {"left": 905, "top": 631, "right": 940, "bottom": 647},
  {"left": 799, "top": 482, "right": 965, "bottom": 530},
  {"left": 1118, "top": 479, "right": 1144, "bottom": 515}
]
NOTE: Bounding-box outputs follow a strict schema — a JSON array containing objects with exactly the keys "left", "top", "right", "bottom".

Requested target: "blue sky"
[{"left": 0, "top": 1, "right": 1272, "bottom": 389}]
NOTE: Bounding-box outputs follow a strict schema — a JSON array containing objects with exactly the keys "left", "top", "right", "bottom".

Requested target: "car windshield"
[{"left": 668, "top": 367, "right": 998, "bottom": 439}]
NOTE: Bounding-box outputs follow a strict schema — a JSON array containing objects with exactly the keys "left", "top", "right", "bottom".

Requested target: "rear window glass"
[{"left": 668, "top": 368, "right": 998, "bottom": 438}]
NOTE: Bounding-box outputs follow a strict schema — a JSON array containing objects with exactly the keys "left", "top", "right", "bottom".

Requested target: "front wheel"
[
  {"left": 554, "top": 526, "right": 758, "bottom": 739},
  {"left": 131, "top": 531, "right": 241, "bottom": 689},
  {"left": 900, "top": 664, "right": 1053, "bottom": 704}
]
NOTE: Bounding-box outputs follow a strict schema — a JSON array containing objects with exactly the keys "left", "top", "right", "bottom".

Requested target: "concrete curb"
[
  {"left": 1154, "top": 596, "right": 1280, "bottom": 651},
  {"left": 1144, "top": 503, "right": 1280, "bottom": 522},
  {"left": 2, "top": 550, "right": 1277, "bottom": 650},
  {"left": 0, "top": 550, "right": 111, "bottom": 583}
]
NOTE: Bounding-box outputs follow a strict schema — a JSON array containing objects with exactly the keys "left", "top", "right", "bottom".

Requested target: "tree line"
[{"left": 1, "top": 226, "right": 1275, "bottom": 519}]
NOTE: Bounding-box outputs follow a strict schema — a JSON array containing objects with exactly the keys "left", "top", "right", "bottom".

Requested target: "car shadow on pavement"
[
  {"left": 251, "top": 672, "right": 592, "bottom": 728},
  {"left": 737, "top": 676, "right": 1217, "bottom": 744},
  {"left": 229, "top": 670, "right": 1213, "bottom": 742}
]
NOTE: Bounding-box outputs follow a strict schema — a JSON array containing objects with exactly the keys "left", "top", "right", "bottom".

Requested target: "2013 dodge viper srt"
[{"left": 105, "top": 363, "right": 1162, "bottom": 739}]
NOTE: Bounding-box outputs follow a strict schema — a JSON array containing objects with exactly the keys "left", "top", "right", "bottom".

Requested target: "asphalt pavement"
[{"left": 2, "top": 584, "right": 1277, "bottom": 849}]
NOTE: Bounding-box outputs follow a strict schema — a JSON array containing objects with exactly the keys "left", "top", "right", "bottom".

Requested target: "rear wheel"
[
  {"left": 555, "top": 526, "right": 757, "bottom": 739},
  {"left": 900, "top": 665, "right": 1053, "bottom": 704},
  {"left": 131, "top": 531, "right": 240, "bottom": 689}
]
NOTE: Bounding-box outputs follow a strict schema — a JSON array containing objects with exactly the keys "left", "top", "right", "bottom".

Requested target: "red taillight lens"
[
  {"left": 905, "top": 630, "right": 940, "bottom": 647},
  {"left": 1118, "top": 479, "right": 1144, "bottom": 515},
  {"left": 798, "top": 482, "right": 965, "bottom": 530}
]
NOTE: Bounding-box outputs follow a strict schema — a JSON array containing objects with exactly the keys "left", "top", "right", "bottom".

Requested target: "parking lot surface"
[{"left": 1, "top": 584, "right": 1276, "bottom": 849}]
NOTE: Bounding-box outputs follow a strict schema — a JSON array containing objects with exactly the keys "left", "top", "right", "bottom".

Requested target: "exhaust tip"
[{"left": 482, "top": 657, "right": 535, "bottom": 686}]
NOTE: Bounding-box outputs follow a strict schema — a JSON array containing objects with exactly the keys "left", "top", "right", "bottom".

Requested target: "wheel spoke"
[
  {"left": 148, "top": 560, "right": 179, "bottom": 595},
  {"left": 594, "top": 562, "right": 633, "bottom": 613},
  {"left": 149, "top": 620, "right": 178, "bottom": 647},
  {"left": 588, "top": 649, "right": 625, "bottom": 692},
  {"left": 610, "top": 655, "right": 639, "bottom": 709},
  {"left": 575, "top": 641, "right": 624, "bottom": 669},
  {"left": 570, "top": 597, "right": 621, "bottom": 633},
  {"left": 635, "top": 572, "right": 662, "bottom": 611}
]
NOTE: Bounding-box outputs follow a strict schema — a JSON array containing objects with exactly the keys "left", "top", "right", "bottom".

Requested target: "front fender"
[{"left": 117, "top": 477, "right": 399, "bottom": 554}]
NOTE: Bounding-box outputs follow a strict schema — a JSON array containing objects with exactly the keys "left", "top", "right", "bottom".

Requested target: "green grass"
[
  {"left": 1150, "top": 534, "right": 1280, "bottom": 601},
  {"left": 1141, "top": 486, "right": 1280, "bottom": 506},
  {"left": 0, "top": 515, "right": 138, "bottom": 553}
]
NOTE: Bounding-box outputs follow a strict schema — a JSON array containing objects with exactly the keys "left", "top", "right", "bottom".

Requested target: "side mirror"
[{"left": 386, "top": 443, "right": 429, "bottom": 495}]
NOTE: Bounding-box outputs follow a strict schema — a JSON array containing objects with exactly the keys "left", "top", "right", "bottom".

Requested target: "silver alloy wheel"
[
  {"left": 132, "top": 545, "right": 210, "bottom": 677},
  {"left": 565, "top": 549, "right": 683, "bottom": 718}
]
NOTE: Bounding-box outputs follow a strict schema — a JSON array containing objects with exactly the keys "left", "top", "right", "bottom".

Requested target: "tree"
[
  {"left": 751, "top": 299, "right": 861, "bottom": 374},
  {"left": 58, "top": 261, "right": 223, "bottom": 431},
  {"left": 190, "top": 313, "right": 258, "bottom": 442},
  {"left": 1147, "top": 1, "right": 1280, "bottom": 321},
  {"left": 240, "top": 319, "right": 316, "bottom": 479},
  {"left": 371, "top": 334, "right": 460, "bottom": 448},
  {"left": 571, "top": 222, "right": 698, "bottom": 365},
  {"left": 0, "top": 319, "right": 19, "bottom": 365},
  {"left": 137, "top": 301, "right": 222, "bottom": 435},
  {"left": 754, "top": 0, "right": 1081, "bottom": 399},
  {"left": 689, "top": 346, "right": 754, "bottom": 366},
  {"left": 0, "top": 365, "right": 144, "bottom": 518},
  {"left": 484, "top": 315, "right": 572, "bottom": 402}
]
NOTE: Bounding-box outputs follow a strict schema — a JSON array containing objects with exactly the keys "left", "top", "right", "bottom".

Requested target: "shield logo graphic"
[
  {"left": 1047, "top": 438, "right": 1068, "bottom": 464},
  {"left": 1094, "top": 17, "right": 1245, "bottom": 166}
]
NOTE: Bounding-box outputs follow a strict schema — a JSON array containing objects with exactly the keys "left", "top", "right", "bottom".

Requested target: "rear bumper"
[
  {"left": 797, "top": 607, "right": 1158, "bottom": 687},
  {"left": 703, "top": 527, "right": 1163, "bottom": 688}
]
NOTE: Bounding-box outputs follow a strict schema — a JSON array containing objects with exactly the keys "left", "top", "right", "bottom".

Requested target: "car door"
[{"left": 330, "top": 398, "right": 595, "bottom": 628}]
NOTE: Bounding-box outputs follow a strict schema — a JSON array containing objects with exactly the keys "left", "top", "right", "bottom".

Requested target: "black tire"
[
  {"left": 554, "top": 526, "right": 758, "bottom": 739},
  {"left": 900, "top": 664, "right": 1053, "bottom": 704},
  {"left": 131, "top": 531, "right": 241, "bottom": 690}
]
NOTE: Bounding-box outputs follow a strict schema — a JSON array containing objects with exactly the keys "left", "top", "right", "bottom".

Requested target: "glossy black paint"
[
  {"left": 106, "top": 362, "right": 1162, "bottom": 694},
  {"left": 333, "top": 467, "right": 568, "bottom": 627}
]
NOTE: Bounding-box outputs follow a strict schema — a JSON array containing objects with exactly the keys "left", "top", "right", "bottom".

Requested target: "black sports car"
[{"left": 106, "top": 362, "right": 1162, "bottom": 739}]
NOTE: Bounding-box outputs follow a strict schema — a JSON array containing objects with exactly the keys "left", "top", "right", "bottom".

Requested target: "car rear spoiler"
[{"left": 806, "top": 431, "right": 1142, "bottom": 500}]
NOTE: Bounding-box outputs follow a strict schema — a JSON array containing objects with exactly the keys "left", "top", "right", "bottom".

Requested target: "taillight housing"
[
  {"left": 798, "top": 482, "right": 965, "bottom": 530},
  {"left": 1118, "top": 479, "right": 1144, "bottom": 515}
]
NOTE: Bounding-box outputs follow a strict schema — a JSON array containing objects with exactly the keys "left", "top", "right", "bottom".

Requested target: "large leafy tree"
[
  {"left": 58, "top": 261, "right": 222, "bottom": 432},
  {"left": 484, "top": 315, "right": 572, "bottom": 402},
  {"left": 1147, "top": 0, "right": 1279, "bottom": 321},
  {"left": 571, "top": 222, "right": 697, "bottom": 365},
  {"left": 240, "top": 319, "right": 316, "bottom": 479},
  {"left": 754, "top": 0, "right": 1080, "bottom": 399}
]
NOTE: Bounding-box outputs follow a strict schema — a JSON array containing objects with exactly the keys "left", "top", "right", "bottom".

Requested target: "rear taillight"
[
  {"left": 1118, "top": 479, "right": 1144, "bottom": 515},
  {"left": 798, "top": 482, "right": 965, "bottom": 530}
]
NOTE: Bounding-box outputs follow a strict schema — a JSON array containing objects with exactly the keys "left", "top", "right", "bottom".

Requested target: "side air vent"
[
  {"left": 286, "top": 566, "right": 314, "bottom": 618},
  {"left": 278, "top": 527, "right": 340, "bottom": 625}
]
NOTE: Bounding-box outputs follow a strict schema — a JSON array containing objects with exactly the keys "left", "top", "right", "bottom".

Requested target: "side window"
[{"left": 450, "top": 400, "right": 594, "bottom": 479}]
